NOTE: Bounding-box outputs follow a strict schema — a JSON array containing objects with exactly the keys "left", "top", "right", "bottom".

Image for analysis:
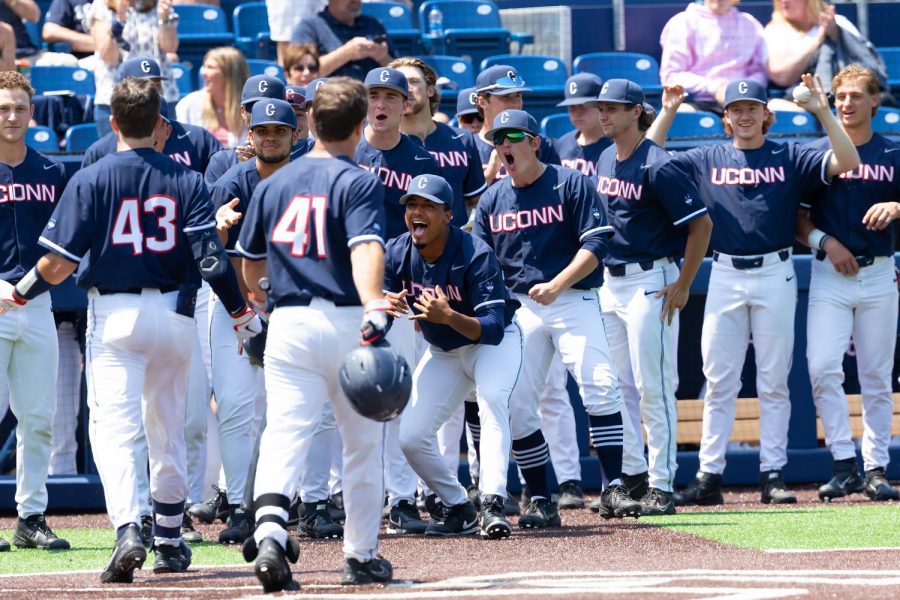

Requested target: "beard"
[{"left": 257, "top": 148, "right": 291, "bottom": 164}]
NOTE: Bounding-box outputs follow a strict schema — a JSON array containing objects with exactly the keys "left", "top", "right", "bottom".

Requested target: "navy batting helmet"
[
  {"left": 242, "top": 319, "right": 267, "bottom": 368},
  {"left": 339, "top": 344, "right": 412, "bottom": 422}
]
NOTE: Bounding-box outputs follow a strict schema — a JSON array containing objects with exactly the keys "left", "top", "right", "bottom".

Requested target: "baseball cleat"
[
  {"left": 387, "top": 500, "right": 428, "bottom": 534},
  {"left": 219, "top": 507, "right": 253, "bottom": 544},
  {"left": 759, "top": 470, "right": 797, "bottom": 504},
  {"left": 139, "top": 515, "right": 153, "bottom": 548},
  {"left": 622, "top": 471, "right": 650, "bottom": 502},
  {"left": 597, "top": 484, "right": 642, "bottom": 519},
  {"left": 0, "top": 537, "right": 9, "bottom": 552},
  {"left": 12, "top": 514, "right": 70, "bottom": 550},
  {"left": 818, "top": 458, "right": 865, "bottom": 502},
  {"left": 519, "top": 497, "right": 562, "bottom": 529},
  {"left": 864, "top": 468, "right": 899, "bottom": 501},
  {"left": 479, "top": 495, "right": 512, "bottom": 539},
  {"left": 557, "top": 480, "right": 586, "bottom": 510},
  {"left": 188, "top": 485, "right": 229, "bottom": 524},
  {"left": 152, "top": 540, "right": 192, "bottom": 574},
  {"left": 425, "top": 500, "right": 479, "bottom": 536},
  {"left": 466, "top": 481, "right": 481, "bottom": 511},
  {"left": 341, "top": 556, "right": 393, "bottom": 585},
  {"left": 328, "top": 493, "right": 346, "bottom": 522},
  {"left": 181, "top": 511, "right": 203, "bottom": 543},
  {"left": 423, "top": 493, "right": 446, "bottom": 523},
  {"left": 673, "top": 472, "right": 724, "bottom": 506},
  {"left": 100, "top": 524, "right": 145, "bottom": 584},
  {"left": 298, "top": 502, "right": 343, "bottom": 539},
  {"left": 254, "top": 538, "right": 299, "bottom": 593},
  {"left": 639, "top": 488, "right": 676, "bottom": 516},
  {"left": 503, "top": 493, "right": 521, "bottom": 516}
]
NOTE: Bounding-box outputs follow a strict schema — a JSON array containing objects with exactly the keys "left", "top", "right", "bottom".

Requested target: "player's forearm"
[
  {"left": 796, "top": 209, "right": 816, "bottom": 246},
  {"left": 820, "top": 109, "right": 860, "bottom": 177},
  {"left": 445, "top": 311, "right": 482, "bottom": 342},
  {"left": 12, "top": 253, "right": 77, "bottom": 302},
  {"left": 647, "top": 107, "right": 676, "bottom": 147},
  {"left": 242, "top": 258, "right": 268, "bottom": 303},
  {"left": 42, "top": 23, "right": 96, "bottom": 52},
  {"left": 350, "top": 241, "right": 386, "bottom": 305},
  {"left": 550, "top": 249, "right": 599, "bottom": 292},
  {"left": 676, "top": 214, "right": 712, "bottom": 289}
]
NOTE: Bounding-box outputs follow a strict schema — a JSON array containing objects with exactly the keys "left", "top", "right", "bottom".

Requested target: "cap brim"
[
  {"left": 456, "top": 108, "right": 479, "bottom": 116},
  {"left": 478, "top": 85, "right": 532, "bottom": 96},
  {"left": 724, "top": 98, "right": 767, "bottom": 108},
  {"left": 251, "top": 119, "right": 296, "bottom": 128},
  {"left": 399, "top": 192, "right": 447, "bottom": 206},
  {"left": 483, "top": 125, "right": 539, "bottom": 141},
  {"left": 366, "top": 83, "right": 408, "bottom": 97},
  {"left": 596, "top": 97, "right": 635, "bottom": 104},
  {"left": 556, "top": 96, "right": 598, "bottom": 107}
]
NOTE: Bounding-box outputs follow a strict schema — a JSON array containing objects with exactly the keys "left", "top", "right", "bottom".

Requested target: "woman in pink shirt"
[{"left": 660, "top": 0, "right": 768, "bottom": 114}]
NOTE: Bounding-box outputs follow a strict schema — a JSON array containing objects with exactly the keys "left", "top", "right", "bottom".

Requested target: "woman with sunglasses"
[{"left": 282, "top": 43, "right": 320, "bottom": 86}]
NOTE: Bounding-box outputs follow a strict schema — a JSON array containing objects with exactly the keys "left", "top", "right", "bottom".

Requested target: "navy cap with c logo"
[
  {"left": 400, "top": 174, "right": 454, "bottom": 207},
  {"left": 242, "top": 75, "right": 286, "bottom": 107},
  {"left": 483, "top": 109, "right": 539, "bottom": 141},
  {"left": 557, "top": 73, "right": 603, "bottom": 107},
  {"left": 456, "top": 86, "right": 479, "bottom": 117},
  {"left": 364, "top": 67, "right": 408, "bottom": 97},
  {"left": 250, "top": 99, "right": 298, "bottom": 129},
  {"left": 597, "top": 79, "right": 645, "bottom": 105},
  {"left": 475, "top": 64, "right": 532, "bottom": 96},
  {"left": 120, "top": 56, "right": 167, "bottom": 80},
  {"left": 723, "top": 79, "right": 768, "bottom": 108}
]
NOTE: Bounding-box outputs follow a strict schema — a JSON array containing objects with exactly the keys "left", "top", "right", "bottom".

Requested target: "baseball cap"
[
  {"left": 120, "top": 56, "right": 167, "bottom": 80},
  {"left": 400, "top": 174, "right": 453, "bottom": 207},
  {"left": 285, "top": 85, "right": 306, "bottom": 107},
  {"left": 250, "top": 99, "right": 297, "bottom": 129},
  {"left": 456, "top": 87, "right": 479, "bottom": 117},
  {"left": 596, "top": 79, "right": 645, "bottom": 105},
  {"left": 557, "top": 73, "right": 603, "bottom": 107},
  {"left": 241, "top": 75, "right": 286, "bottom": 107},
  {"left": 483, "top": 109, "right": 539, "bottom": 141},
  {"left": 158, "top": 98, "right": 171, "bottom": 123},
  {"left": 364, "top": 67, "right": 408, "bottom": 97},
  {"left": 475, "top": 65, "right": 532, "bottom": 96},
  {"left": 724, "top": 79, "right": 767, "bottom": 107}
]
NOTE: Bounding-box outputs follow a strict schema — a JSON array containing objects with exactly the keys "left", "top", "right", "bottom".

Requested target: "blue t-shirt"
[
  {"left": 805, "top": 134, "right": 898, "bottom": 257},
  {"left": 292, "top": 9, "right": 394, "bottom": 81},
  {"left": 472, "top": 164, "right": 612, "bottom": 293},
  {"left": 236, "top": 155, "right": 386, "bottom": 307},
  {"left": 422, "top": 123, "right": 487, "bottom": 227},
  {"left": 596, "top": 139, "right": 708, "bottom": 266},
  {"left": 83, "top": 122, "right": 223, "bottom": 175},
  {"left": 474, "top": 134, "right": 561, "bottom": 184},
  {"left": 0, "top": 148, "right": 67, "bottom": 281},
  {"left": 385, "top": 226, "right": 519, "bottom": 351},
  {"left": 554, "top": 130, "right": 612, "bottom": 183},
  {"left": 45, "top": 0, "right": 92, "bottom": 58},
  {"left": 39, "top": 148, "right": 216, "bottom": 291}
]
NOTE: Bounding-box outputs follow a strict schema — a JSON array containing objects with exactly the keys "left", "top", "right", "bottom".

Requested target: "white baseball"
[{"left": 792, "top": 84, "right": 812, "bottom": 104}]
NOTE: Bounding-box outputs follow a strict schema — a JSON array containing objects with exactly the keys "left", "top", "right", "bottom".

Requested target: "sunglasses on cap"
[
  {"left": 492, "top": 129, "right": 533, "bottom": 145},
  {"left": 482, "top": 76, "right": 525, "bottom": 92},
  {"left": 459, "top": 113, "right": 483, "bottom": 125}
]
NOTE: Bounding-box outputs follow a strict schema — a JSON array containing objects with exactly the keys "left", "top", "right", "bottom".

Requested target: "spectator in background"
[
  {"left": 42, "top": 0, "right": 95, "bottom": 64},
  {"left": 267, "top": 0, "right": 326, "bottom": 65},
  {"left": 282, "top": 43, "right": 320, "bottom": 86},
  {"left": 0, "top": 0, "right": 41, "bottom": 61},
  {"left": 659, "top": 0, "right": 767, "bottom": 115},
  {"left": 0, "top": 22, "right": 16, "bottom": 71},
  {"left": 292, "top": 0, "right": 392, "bottom": 81},
  {"left": 455, "top": 87, "right": 482, "bottom": 135},
  {"left": 90, "top": 0, "right": 180, "bottom": 136},
  {"left": 176, "top": 46, "right": 249, "bottom": 148}
]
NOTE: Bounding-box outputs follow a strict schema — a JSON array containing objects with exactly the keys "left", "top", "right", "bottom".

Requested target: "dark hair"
[
  {"left": 388, "top": 57, "right": 440, "bottom": 115},
  {"left": 311, "top": 77, "right": 368, "bottom": 142},
  {"left": 110, "top": 77, "right": 160, "bottom": 139},
  {"left": 635, "top": 104, "right": 655, "bottom": 132}
]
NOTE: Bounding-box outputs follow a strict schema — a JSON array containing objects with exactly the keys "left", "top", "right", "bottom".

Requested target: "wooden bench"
[{"left": 675, "top": 393, "right": 900, "bottom": 445}]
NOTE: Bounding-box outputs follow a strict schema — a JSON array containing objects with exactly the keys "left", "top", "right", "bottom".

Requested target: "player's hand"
[
  {"left": 216, "top": 198, "right": 242, "bottom": 233},
  {"left": 660, "top": 84, "right": 687, "bottom": 112},
  {"left": 361, "top": 298, "right": 392, "bottom": 345},
  {"left": 230, "top": 305, "right": 263, "bottom": 352},
  {"left": 656, "top": 281, "right": 689, "bottom": 326},
  {"left": 862, "top": 201, "right": 900, "bottom": 231},
  {"left": 410, "top": 286, "right": 453, "bottom": 324},
  {"left": 0, "top": 279, "right": 27, "bottom": 316},
  {"left": 235, "top": 143, "right": 257, "bottom": 162},
  {"left": 247, "top": 291, "right": 269, "bottom": 321},
  {"left": 797, "top": 73, "right": 829, "bottom": 115},
  {"left": 485, "top": 149, "right": 504, "bottom": 180},
  {"left": 383, "top": 290, "right": 409, "bottom": 318},
  {"left": 822, "top": 236, "right": 860, "bottom": 276},
  {"left": 528, "top": 282, "right": 561, "bottom": 306}
]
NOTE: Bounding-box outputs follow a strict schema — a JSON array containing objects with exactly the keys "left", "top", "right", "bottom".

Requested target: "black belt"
[
  {"left": 607, "top": 257, "right": 674, "bottom": 278},
  {"left": 276, "top": 296, "right": 358, "bottom": 309},
  {"left": 815, "top": 250, "right": 876, "bottom": 268},
  {"left": 96, "top": 284, "right": 179, "bottom": 295},
  {"left": 713, "top": 249, "right": 790, "bottom": 270}
]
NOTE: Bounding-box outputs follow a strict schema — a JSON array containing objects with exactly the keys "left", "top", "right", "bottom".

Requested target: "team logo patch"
[
  {"left": 316, "top": 80, "right": 325, "bottom": 90},
  {"left": 684, "top": 194, "right": 694, "bottom": 205},
  {"left": 592, "top": 209, "right": 601, "bottom": 219},
  {"left": 601, "top": 82, "right": 609, "bottom": 95},
  {"left": 738, "top": 81, "right": 749, "bottom": 94},
  {"left": 258, "top": 80, "right": 268, "bottom": 93},
  {"left": 265, "top": 103, "right": 276, "bottom": 116},
  {"left": 569, "top": 81, "right": 578, "bottom": 96},
  {"left": 507, "top": 70, "right": 517, "bottom": 81},
  {"left": 417, "top": 176, "right": 428, "bottom": 189},
  {"left": 380, "top": 70, "right": 391, "bottom": 82},
  {"left": 485, "top": 282, "right": 494, "bottom": 293},
  {"left": 140, "top": 60, "right": 151, "bottom": 74},
  {"left": 500, "top": 111, "right": 510, "bottom": 124},
  {"left": 46, "top": 218, "right": 56, "bottom": 230},
  {"left": 468, "top": 91, "right": 477, "bottom": 105}
]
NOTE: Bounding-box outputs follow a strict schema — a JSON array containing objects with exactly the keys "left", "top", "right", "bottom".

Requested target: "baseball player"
[
  {"left": 798, "top": 65, "right": 900, "bottom": 502},
  {"left": 236, "top": 77, "right": 393, "bottom": 592},
  {"left": 554, "top": 73, "right": 612, "bottom": 181},
  {"left": 669, "top": 76, "right": 859, "bottom": 505},
  {"left": 456, "top": 87, "right": 484, "bottom": 136},
  {"left": 2, "top": 78, "right": 261, "bottom": 581},
  {"left": 203, "top": 75, "right": 287, "bottom": 186},
  {"left": 592, "top": 80, "right": 712, "bottom": 516},
  {"left": 285, "top": 85, "right": 311, "bottom": 141},
  {"left": 473, "top": 109, "right": 641, "bottom": 526},
  {"left": 353, "top": 66, "right": 439, "bottom": 535},
  {"left": 385, "top": 174, "right": 522, "bottom": 540},
  {"left": 0, "top": 71, "right": 69, "bottom": 553}
]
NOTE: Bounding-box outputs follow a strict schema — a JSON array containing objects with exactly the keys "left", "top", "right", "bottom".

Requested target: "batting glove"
[
  {"left": 0, "top": 280, "right": 27, "bottom": 315},
  {"left": 360, "top": 298, "right": 392, "bottom": 345},
  {"left": 231, "top": 305, "right": 263, "bottom": 350}
]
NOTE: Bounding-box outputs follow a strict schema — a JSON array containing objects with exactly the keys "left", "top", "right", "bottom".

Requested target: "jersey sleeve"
[
  {"left": 462, "top": 134, "right": 488, "bottom": 198},
  {"left": 235, "top": 181, "right": 269, "bottom": 260},
  {"left": 38, "top": 171, "right": 93, "bottom": 263},
  {"left": 204, "top": 150, "right": 230, "bottom": 187},
  {"left": 466, "top": 249, "right": 507, "bottom": 346},
  {"left": 344, "top": 171, "right": 386, "bottom": 248},
  {"left": 181, "top": 172, "right": 217, "bottom": 235},
  {"left": 382, "top": 237, "right": 403, "bottom": 295},
  {"left": 567, "top": 172, "right": 612, "bottom": 260},
  {"left": 470, "top": 193, "right": 494, "bottom": 249},
  {"left": 790, "top": 142, "right": 832, "bottom": 191},
  {"left": 649, "top": 155, "right": 708, "bottom": 227},
  {"left": 198, "top": 129, "right": 225, "bottom": 174}
]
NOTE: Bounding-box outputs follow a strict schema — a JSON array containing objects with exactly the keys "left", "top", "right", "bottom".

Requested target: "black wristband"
[{"left": 14, "top": 267, "right": 53, "bottom": 300}]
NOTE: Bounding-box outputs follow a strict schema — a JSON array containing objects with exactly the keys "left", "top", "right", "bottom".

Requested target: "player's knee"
[{"left": 398, "top": 426, "right": 426, "bottom": 459}]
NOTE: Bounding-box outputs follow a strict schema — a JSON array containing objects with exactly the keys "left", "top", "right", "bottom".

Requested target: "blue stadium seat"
[
  {"left": 64, "top": 123, "right": 100, "bottom": 153},
  {"left": 873, "top": 107, "right": 900, "bottom": 135},
  {"left": 170, "top": 63, "right": 195, "bottom": 99},
  {"left": 480, "top": 55, "right": 568, "bottom": 94},
  {"left": 573, "top": 52, "right": 663, "bottom": 97},
  {"left": 362, "top": 1, "right": 426, "bottom": 57},
  {"left": 174, "top": 5, "right": 236, "bottom": 87},
  {"left": 26, "top": 126, "right": 59, "bottom": 153},
  {"left": 247, "top": 59, "right": 285, "bottom": 81},
  {"left": 768, "top": 110, "right": 821, "bottom": 137},
  {"left": 667, "top": 111, "right": 725, "bottom": 140},
  {"left": 880, "top": 47, "right": 900, "bottom": 92},
  {"left": 540, "top": 113, "right": 575, "bottom": 141},
  {"left": 418, "top": 1, "right": 511, "bottom": 69},
  {"left": 30, "top": 66, "right": 96, "bottom": 96},
  {"left": 234, "top": 2, "right": 275, "bottom": 59},
  {"left": 414, "top": 55, "right": 474, "bottom": 90}
]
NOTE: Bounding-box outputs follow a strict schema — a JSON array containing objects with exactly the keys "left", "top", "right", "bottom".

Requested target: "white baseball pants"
[
  {"left": 49, "top": 321, "right": 81, "bottom": 475},
  {"left": 541, "top": 356, "right": 583, "bottom": 484},
  {"left": 384, "top": 317, "right": 419, "bottom": 506}
]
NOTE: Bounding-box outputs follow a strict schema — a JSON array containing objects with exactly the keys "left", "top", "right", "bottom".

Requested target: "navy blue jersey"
[
  {"left": 292, "top": 137, "right": 315, "bottom": 160},
  {"left": 554, "top": 130, "right": 612, "bottom": 183},
  {"left": 0, "top": 148, "right": 67, "bottom": 281},
  {"left": 354, "top": 134, "right": 440, "bottom": 240},
  {"left": 672, "top": 140, "right": 830, "bottom": 255},
  {"left": 805, "top": 134, "right": 899, "bottom": 257},
  {"left": 596, "top": 140, "right": 708, "bottom": 266},
  {"left": 474, "top": 134, "right": 561, "bottom": 184},
  {"left": 39, "top": 148, "right": 215, "bottom": 290},
  {"left": 209, "top": 159, "right": 263, "bottom": 255},
  {"left": 236, "top": 155, "right": 385, "bottom": 307},
  {"left": 472, "top": 164, "right": 612, "bottom": 293},
  {"left": 83, "top": 122, "right": 223, "bottom": 175},
  {"left": 385, "top": 227, "right": 519, "bottom": 351},
  {"left": 422, "top": 123, "right": 487, "bottom": 227}
]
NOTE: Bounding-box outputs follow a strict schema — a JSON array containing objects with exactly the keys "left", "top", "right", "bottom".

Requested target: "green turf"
[
  {"left": 0, "top": 529, "right": 245, "bottom": 574},
  {"left": 644, "top": 504, "right": 900, "bottom": 550}
]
